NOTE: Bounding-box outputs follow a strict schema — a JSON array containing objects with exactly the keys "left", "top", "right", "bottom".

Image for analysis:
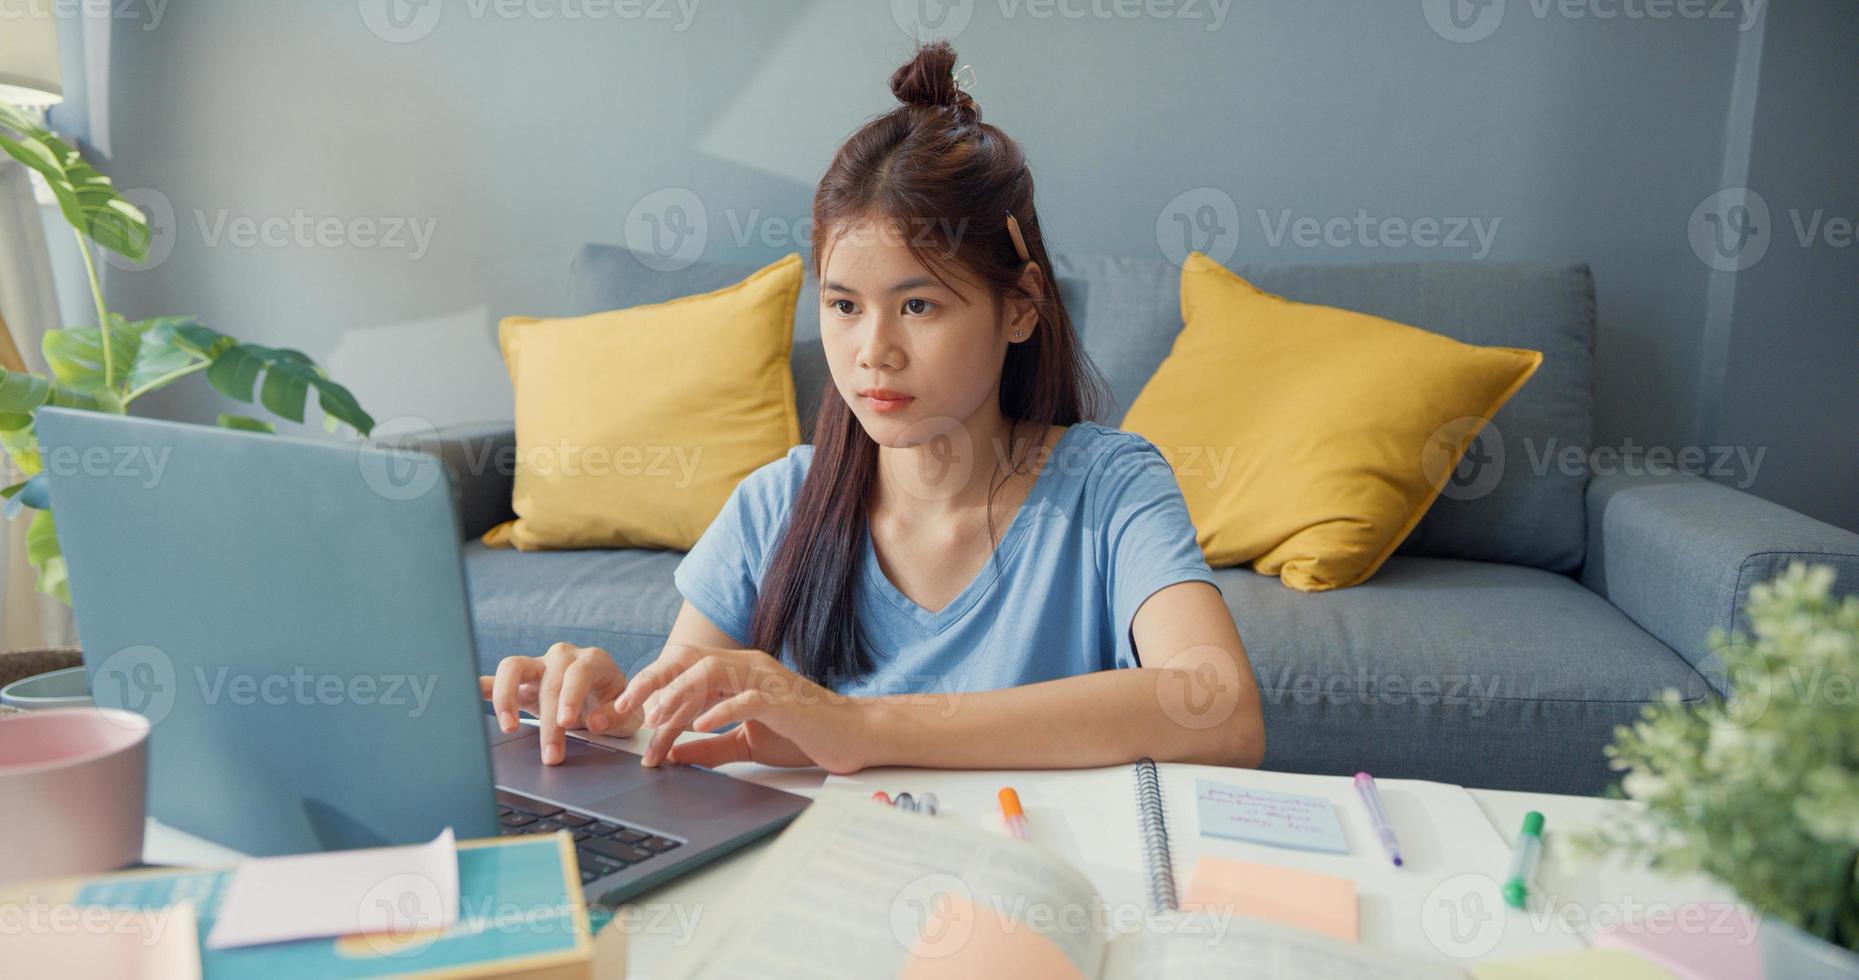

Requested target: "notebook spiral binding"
[{"left": 1134, "top": 757, "right": 1178, "bottom": 911}]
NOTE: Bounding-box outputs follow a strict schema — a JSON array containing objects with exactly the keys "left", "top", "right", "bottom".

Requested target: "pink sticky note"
[
  {"left": 897, "top": 893, "right": 1086, "bottom": 980},
  {"left": 1592, "top": 903, "right": 1762, "bottom": 980},
  {"left": 1182, "top": 855, "right": 1359, "bottom": 942},
  {"left": 3, "top": 899, "right": 201, "bottom": 980}
]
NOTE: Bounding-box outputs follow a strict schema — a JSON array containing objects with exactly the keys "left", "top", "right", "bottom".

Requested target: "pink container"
[{"left": 0, "top": 707, "right": 151, "bottom": 885}]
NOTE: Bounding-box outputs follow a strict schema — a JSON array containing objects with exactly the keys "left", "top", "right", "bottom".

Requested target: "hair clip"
[
  {"left": 1005, "top": 212, "right": 1031, "bottom": 263},
  {"left": 952, "top": 64, "right": 977, "bottom": 91}
]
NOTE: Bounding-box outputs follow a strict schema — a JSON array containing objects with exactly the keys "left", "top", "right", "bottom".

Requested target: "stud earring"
[{"left": 1014, "top": 330, "right": 1024, "bottom": 338}]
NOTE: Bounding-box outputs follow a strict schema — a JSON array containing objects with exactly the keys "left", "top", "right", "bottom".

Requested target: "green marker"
[{"left": 1502, "top": 811, "right": 1545, "bottom": 909}]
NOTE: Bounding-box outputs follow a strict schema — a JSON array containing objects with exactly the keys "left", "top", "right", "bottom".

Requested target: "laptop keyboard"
[{"left": 496, "top": 788, "right": 683, "bottom": 885}]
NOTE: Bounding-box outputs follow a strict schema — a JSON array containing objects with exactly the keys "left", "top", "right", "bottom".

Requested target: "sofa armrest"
[
  {"left": 1582, "top": 470, "right": 1859, "bottom": 689},
  {"left": 399, "top": 422, "right": 516, "bottom": 541}
]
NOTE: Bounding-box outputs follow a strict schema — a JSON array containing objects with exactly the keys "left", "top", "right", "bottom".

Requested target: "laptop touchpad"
[{"left": 491, "top": 730, "right": 677, "bottom": 802}]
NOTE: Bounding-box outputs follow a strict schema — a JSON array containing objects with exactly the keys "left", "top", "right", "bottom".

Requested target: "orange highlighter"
[{"left": 998, "top": 787, "right": 1028, "bottom": 840}]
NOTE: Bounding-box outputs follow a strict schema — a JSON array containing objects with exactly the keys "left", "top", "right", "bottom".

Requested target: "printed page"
[
  {"left": 1101, "top": 916, "right": 1466, "bottom": 980},
  {"left": 660, "top": 795, "right": 1115, "bottom": 980}
]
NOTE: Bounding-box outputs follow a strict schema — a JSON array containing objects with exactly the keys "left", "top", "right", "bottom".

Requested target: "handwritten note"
[{"left": 1194, "top": 780, "right": 1349, "bottom": 853}]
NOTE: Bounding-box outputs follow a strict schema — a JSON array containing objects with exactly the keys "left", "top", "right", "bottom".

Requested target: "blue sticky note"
[{"left": 1195, "top": 779, "right": 1349, "bottom": 853}]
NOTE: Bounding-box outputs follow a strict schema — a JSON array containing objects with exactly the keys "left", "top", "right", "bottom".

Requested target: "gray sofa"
[{"left": 426, "top": 244, "right": 1859, "bottom": 795}]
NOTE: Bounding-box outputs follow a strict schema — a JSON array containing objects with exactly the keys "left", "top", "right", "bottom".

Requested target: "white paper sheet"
[{"left": 205, "top": 827, "right": 458, "bottom": 949}]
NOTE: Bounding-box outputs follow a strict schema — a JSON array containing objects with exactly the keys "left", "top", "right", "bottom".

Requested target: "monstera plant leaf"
[
  {"left": 217, "top": 413, "right": 276, "bottom": 434},
  {"left": 126, "top": 317, "right": 210, "bottom": 395},
  {"left": 41, "top": 315, "right": 144, "bottom": 392},
  {"left": 0, "top": 368, "right": 122, "bottom": 421},
  {"left": 0, "top": 103, "right": 149, "bottom": 260},
  {"left": 169, "top": 322, "right": 374, "bottom": 435}
]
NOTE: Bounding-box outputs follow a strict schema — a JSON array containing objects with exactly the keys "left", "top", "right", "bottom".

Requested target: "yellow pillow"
[
  {"left": 485, "top": 253, "right": 804, "bottom": 552},
  {"left": 1122, "top": 252, "right": 1541, "bottom": 592}
]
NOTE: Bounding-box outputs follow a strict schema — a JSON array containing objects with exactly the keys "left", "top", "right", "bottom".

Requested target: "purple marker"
[{"left": 1355, "top": 772, "right": 1404, "bottom": 867}]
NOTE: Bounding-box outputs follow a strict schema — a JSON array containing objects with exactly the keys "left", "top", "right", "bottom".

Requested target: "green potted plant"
[
  {"left": 0, "top": 103, "right": 373, "bottom": 608},
  {"left": 1581, "top": 562, "right": 1859, "bottom": 978}
]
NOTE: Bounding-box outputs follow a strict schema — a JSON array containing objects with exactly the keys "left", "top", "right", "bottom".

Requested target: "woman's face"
[{"left": 819, "top": 217, "right": 1032, "bottom": 449}]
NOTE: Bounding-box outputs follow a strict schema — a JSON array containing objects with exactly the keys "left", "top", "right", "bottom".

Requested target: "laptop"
[{"left": 35, "top": 408, "right": 810, "bottom": 904}]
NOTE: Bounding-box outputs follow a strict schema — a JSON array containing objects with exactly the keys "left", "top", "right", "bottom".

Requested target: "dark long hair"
[{"left": 748, "top": 41, "right": 1109, "bottom": 688}]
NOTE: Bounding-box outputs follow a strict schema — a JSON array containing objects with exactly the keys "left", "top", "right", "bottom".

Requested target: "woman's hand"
[
  {"left": 478, "top": 642, "right": 645, "bottom": 765},
  {"left": 613, "top": 643, "right": 873, "bottom": 774}
]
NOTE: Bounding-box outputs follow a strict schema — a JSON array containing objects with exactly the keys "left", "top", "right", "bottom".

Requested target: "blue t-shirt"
[{"left": 670, "top": 421, "right": 1220, "bottom": 698}]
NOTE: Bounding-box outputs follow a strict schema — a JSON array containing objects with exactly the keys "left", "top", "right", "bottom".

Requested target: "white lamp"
[{"left": 0, "top": 8, "right": 63, "bottom": 107}]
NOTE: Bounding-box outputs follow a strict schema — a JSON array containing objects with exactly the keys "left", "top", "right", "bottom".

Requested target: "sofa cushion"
[
  {"left": 568, "top": 245, "right": 832, "bottom": 443},
  {"left": 1052, "top": 254, "right": 1596, "bottom": 575},
  {"left": 1123, "top": 253, "right": 1544, "bottom": 592},
  {"left": 493, "top": 253, "right": 804, "bottom": 552},
  {"left": 1226, "top": 555, "right": 1708, "bottom": 793}
]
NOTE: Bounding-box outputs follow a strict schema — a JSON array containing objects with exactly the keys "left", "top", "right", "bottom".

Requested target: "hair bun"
[{"left": 889, "top": 40, "right": 980, "bottom": 122}]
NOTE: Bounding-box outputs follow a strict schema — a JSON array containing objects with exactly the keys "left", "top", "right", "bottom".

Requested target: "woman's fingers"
[
  {"left": 642, "top": 721, "right": 683, "bottom": 767},
  {"left": 490, "top": 656, "right": 540, "bottom": 733},
  {"left": 663, "top": 728, "right": 754, "bottom": 768},
  {"left": 536, "top": 645, "right": 581, "bottom": 765},
  {"left": 479, "top": 675, "right": 542, "bottom": 721},
  {"left": 598, "top": 702, "right": 646, "bottom": 737},
  {"left": 570, "top": 654, "right": 640, "bottom": 735},
  {"left": 693, "top": 690, "right": 762, "bottom": 733},
  {"left": 641, "top": 666, "right": 735, "bottom": 766},
  {"left": 555, "top": 650, "right": 620, "bottom": 729},
  {"left": 646, "top": 656, "right": 732, "bottom": 727},
  {"left": 611, "top": 643, "right": 703, "bottom": 718}
]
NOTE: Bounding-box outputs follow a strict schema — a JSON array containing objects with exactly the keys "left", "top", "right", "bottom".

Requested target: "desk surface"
[{"left": 144, "top": 726, "right": 1735, "bottom": 978}]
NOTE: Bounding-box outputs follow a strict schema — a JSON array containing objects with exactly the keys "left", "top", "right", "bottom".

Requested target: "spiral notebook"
[{"left": 1132, "top": 757, "right": 1179, "bottom": 911}]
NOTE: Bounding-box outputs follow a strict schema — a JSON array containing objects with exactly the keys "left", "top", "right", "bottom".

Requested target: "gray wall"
[
  {"left": 1708, "top": 0, "right": 1858, "bottom": 532},
  {"left": 47, "top": 0, "right": 1854, "bottom": 530}
]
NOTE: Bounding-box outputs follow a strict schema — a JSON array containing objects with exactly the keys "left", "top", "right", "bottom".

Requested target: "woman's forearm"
[{"left": 853, "top": 666, "right": 1264, "bottom": 771}]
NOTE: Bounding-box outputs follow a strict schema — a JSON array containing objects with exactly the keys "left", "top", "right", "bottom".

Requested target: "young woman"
[{"left": 483, "top": 41, "right": 1264, "bottom": 775}]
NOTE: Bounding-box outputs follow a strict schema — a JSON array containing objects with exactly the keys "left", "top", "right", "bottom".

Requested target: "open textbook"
[{"left": 659, "top": 794, "right": 1468, "bottom": 979}]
